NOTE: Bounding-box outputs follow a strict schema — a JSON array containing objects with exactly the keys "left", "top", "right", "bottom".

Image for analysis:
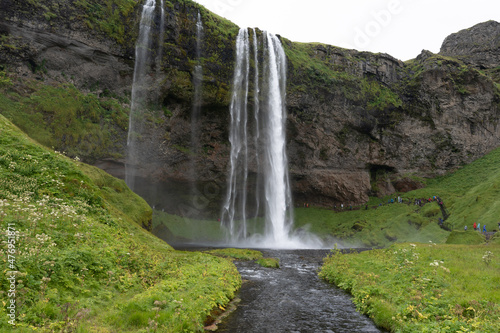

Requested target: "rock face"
[
  {"left": 440, "top": 20, "right": 500, "bottom": 69},
  {"left": 1, "top": 0, "right": 499, "bottom": 217}
]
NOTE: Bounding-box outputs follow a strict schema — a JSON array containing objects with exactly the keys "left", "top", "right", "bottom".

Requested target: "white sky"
[{"left": 192, "top": 0, "right": 500, "bottom": 61}]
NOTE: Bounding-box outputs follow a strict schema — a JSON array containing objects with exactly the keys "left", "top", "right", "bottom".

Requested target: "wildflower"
[{"left": 482, "top": 251, "right": 494, "bottom": 266}]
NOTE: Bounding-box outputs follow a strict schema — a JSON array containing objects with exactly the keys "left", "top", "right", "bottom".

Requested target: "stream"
[{"left": 208, "top": 249, "right": 383, "bottom": 333}]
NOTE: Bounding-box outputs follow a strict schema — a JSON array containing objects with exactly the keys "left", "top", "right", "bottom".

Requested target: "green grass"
[
  {"left": 445, "top": 231, "right": 485, "bottom": 245},
  {"left": 0, "top": 80, "right": 129, "bottom": 163},
  {"left": 320, "top": 243, "right": 500, "bottom": 332},
  {"left": 255, "top": 258, "right": 280, "bottom": 269},
  {"left": 294, "top": 203, "right": 450, "bottom": 248},
  {"left": 205, "top": 248, "right": 263, "bottom": 261},
  {"left": 207, "top": 248, "right": 279, "bottom": 268},
  {"left": 0, "top": 114, "right": 240, "bottom": 331}
]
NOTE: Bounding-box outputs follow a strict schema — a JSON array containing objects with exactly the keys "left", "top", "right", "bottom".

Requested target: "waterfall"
[
  {"left": 157, "top": 0, "right": 165, "bottom": 70},
  {"left": 190, "top": 12, "right": 203, "bottom": 184},
  {"left": 126, "top": 0, "right": 164, "bottom": 191},
  {"left": 126, "top": 0, "right": 157, "bottom": 191},
  {"left": 221, "top": 28, "right": 250, "bottom": 241},
  {"left": 261, "top": 32, "right": 294, "bottom": 244},
  {"left": 187, "top": 12, "right": 206, "bottom": 216},
  {"left": 252, "top": 28, "right": 261, "bottom": 221},
  {"left": 222, "top": 29, "right": 295, "bottom": 247}
]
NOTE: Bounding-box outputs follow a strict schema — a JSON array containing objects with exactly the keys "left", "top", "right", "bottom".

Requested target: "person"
[
  {"left": 473, "top": 222, "right": 477, "bottom": 230},
  {"left": 498, "top": 222, "right": 500, "bottom": 231},
  {"left": 464, "top": 225, "right": 467, "bottom": 231},
  {"left": 483, "top": 225, "right": 486, "bottom": 233},
  {"left": 478, "top": 222, "right": 481, "bottom": 231}
]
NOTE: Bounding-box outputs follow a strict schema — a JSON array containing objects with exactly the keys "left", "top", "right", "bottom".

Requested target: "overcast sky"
[{"left": 192, "top": 0, "right": 500, "bottom": 61}]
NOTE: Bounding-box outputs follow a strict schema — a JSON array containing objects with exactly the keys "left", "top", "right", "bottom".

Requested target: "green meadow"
[
  {"left": 320, "top": 243, "right": 500, "bottom": 332},
  {"left": 0, "top": 115, "right": 240, "bottom": 332},
  {"left": 315, "top": 147, "right": 500, "bottom": 332}
]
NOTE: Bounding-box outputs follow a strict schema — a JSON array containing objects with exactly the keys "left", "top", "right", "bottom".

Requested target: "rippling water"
[{"left": 217, "top": 249, "right": 383, "bottom": 333}]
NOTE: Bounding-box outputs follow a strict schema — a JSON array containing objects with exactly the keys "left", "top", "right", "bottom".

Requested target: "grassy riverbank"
[
  {"left": 317, "top": 147, "right": 500, "bottom": 331},
  {"left": 320, "top": 243, "right": 500, "bottom": 332},
  {"left": 0, "top": 114, "right": 240, "bottom": 332}
]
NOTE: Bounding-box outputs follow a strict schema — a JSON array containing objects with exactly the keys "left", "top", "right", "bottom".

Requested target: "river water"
[{"left": 214, "top": 249, "right": 383, "bottom": 333}]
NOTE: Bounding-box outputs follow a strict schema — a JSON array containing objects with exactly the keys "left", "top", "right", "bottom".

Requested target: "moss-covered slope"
[{"left": 0, "top": 114, "right": 240, "bottom": 331}]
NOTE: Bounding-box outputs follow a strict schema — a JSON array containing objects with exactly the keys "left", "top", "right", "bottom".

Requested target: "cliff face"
[
  {"left": 1, "top": 0, "right": 499, "bottom": 216},
  {"left": 440, "top": 20, "right": 500, "bottom": 70}
]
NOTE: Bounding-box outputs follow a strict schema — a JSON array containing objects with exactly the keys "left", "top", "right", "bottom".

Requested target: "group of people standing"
[
  {"left": 466, "top": 221, "right": 500, "bottom": 232},
  {"left": 467, "top": 222, "right": 487, "bottom": 232}
]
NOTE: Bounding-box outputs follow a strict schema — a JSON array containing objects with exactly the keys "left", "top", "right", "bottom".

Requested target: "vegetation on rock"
[{"left": 0, "top": 77, "right": 129, "bottom": 163}]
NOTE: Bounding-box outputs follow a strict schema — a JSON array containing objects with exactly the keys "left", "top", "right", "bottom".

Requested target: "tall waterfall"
[
  {"left": 221, "top": 28, "right": 295, "bottom": 247},
  {"left": 261, "top": 32, "right": 294, "bottom": 244},
  {"left": 189, "top": 12, "right": 204, "bottom": 191},
  {"left": 221, "top": 28, "right": 250, "bottom": 240},
  {"left": 126, "top": 0, "right": 163, "bottom": 190}
]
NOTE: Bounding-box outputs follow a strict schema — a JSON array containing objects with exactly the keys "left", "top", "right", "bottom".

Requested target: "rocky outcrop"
[
  {"left": 1, "top": 0, "right": 499, "bottom": 216},
  {"left": 440, "top": 20, "right": 500, "bottom": 69}
]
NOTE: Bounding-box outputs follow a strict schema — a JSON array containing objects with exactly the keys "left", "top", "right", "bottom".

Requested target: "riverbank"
[{"left": 320, "top": 242, "right": 500, "bottom": 332}]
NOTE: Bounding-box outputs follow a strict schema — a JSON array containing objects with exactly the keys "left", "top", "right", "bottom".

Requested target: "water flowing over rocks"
[{"left": 1, "top": 1, "right": 499, "bottom": 214}]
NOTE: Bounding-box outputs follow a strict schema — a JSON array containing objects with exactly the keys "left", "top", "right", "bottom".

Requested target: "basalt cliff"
[{"left": 1, "top": 0, "right": 499, "bottom": 216}]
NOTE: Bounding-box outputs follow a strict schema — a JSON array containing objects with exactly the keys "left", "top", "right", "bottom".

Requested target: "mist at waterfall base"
[{"left": 125, "top": 4, "right": 336, "bottom": 250}]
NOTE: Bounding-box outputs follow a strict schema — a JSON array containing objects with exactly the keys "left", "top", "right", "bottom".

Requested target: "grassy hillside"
[
  {"left": 320, "top": 243, "right": 500, "bottom": 332},
  {"left": 294, "top": 145, "right": 500, "bottom": 247},
  {"left": 0, "top": 114, "right": 240, "bottom": 332}
]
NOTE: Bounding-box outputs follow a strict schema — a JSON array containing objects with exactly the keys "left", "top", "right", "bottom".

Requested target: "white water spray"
[
  {"left": 126, "top": 0, "right": 164, "bottom": 191},
  {"left": 261, "top": 32, "right": 294, "bottom": 245},
  {"left": 126, "top": 0, "right": 156, "bottom": 190},
  {"left": 221, "top": 28, "right": 250, "bottom": 240},
  {"left": 221, "top": 29, "right": 319, "bottom": 248}
]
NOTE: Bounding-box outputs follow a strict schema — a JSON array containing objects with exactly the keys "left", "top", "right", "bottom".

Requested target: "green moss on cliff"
[
  {"left": 0, "top": 77, "right": 129, "bottom": 163},
  {"left": 75, "top": 0, "right": 138, "bottom": 44}
]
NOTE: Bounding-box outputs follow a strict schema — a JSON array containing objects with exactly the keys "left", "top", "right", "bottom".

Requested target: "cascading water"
[
  {"left": 221, "top": 29, "right": 310, "bottom": 248},
  {"left": 221, "top": 28, "right": 250, "bottom": 240},
  {"left": 126, "top": 0, "right": 156, "bottom": 191},
  {"left": 157, "top": 0, "right": 165, "bottom": 70},
  {"left": 261, "top": 32, "right": 294, "bottom": 244},
  {"left": 189, "top": 12, "right": 204, "bottom": 200},
  {"left": 252, "top": 28, "right": 261, "bottom": 222}
]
